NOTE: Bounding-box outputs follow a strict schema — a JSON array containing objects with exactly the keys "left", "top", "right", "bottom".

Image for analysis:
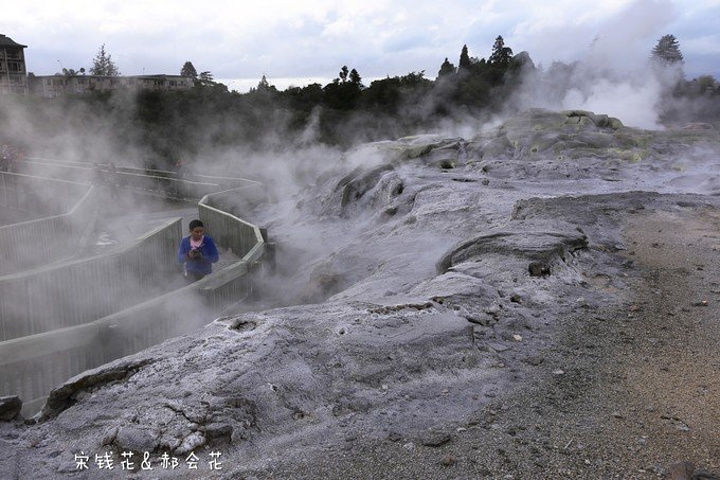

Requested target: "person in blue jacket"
[{"left": 177, "top": 219, "right": 219, "bottom": 282}]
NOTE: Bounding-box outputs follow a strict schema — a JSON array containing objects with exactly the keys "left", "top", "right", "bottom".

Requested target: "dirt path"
[
  {"left": 611, "top": 207, "right": 720, "bottom": 477},
  {"left": 483, "top": 205, "right": 720, "bottom": 479}
]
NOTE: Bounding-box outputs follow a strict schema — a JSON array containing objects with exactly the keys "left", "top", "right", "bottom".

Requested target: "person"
[{"left": 177, "top": 219, "right": 219, "bottom": 282}]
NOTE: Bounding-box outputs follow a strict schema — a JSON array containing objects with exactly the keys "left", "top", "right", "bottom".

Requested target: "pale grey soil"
[{"left": 248, "top": 202, "right": 720, "bottom": 480}]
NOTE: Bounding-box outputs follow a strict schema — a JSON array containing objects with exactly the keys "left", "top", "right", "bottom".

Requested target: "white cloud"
[{"left": 1, "top": 0, "right": 717, "bottom": 87}]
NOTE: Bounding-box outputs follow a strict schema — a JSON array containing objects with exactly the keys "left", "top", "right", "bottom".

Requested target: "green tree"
[
  {"left": 257, "top": 74, "right": 271, "bottom": 90},
  {"left": 438, "top": 58, "right": 456, "bottom": 77},
  {"left": 59, "top": 67, "right": 85, "bottom": 77},
  {"left": 349, "top": 68, "right": 362, "bottom": 86},
  {"left": 651, "top": 34, "right": 684, "bottom": 65},
  {"left": 198, "top": 71, "right": 214, "bottom": 85},
  {"left": 695, "top": 75, "right": 717, "bottom": 94},
  {"left": 459, "top": 45, "right": 472, "bottom": 71},
  {"left": 339, "top": 65, "right": 349, "bottom": 83},
  {"left": 89, "top": 44, "right": 120, "bottom": 76},
  {"left": 180, "top": 61, "right": 198, "bottom": 79},
  {"left": 489, "top": 35, "right": 513, "bottom": 65},
  {"left": 252, "top": 74, "right": 278, "bottom": 93},
  {"left": 324, "top": 67, "right": 362, "bottom": 110}
]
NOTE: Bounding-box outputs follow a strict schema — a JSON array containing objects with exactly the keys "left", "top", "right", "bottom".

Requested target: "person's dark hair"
[{"left": 189, "top": 219, "right": 204, "bottom": 231}]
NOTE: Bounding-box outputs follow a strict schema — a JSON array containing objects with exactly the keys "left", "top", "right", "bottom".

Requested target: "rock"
[
  {"left": 0, "top": 396, "right": 22, "bottom": 421},
  {"left": 522, "top": 356, "right": 544, "bottom": 366},
  {"left": 487, "top": 342, "right": 511, "bottom": 353},
  {"left": 693, "top": 470, "right": 720, "bottom": 479},
  {"left": 666, "top": 461, "right": 695, "bottom": 480},
  {"left": 114, "top": 425, "right": 161, "bottom": 452},
  {"left": 528, "top": 262, "right": 551, "bottom": 277},
  {"left": 337, "top": 164, "right": 394, "bottom": 208},
  {"left": 420, "top": 431, "right": 452, "bottom": 447},
  {"left": 441, "top": 454, "right": 455, "bottom": 466},
  {"left": 40, "top": 357, "right": 153, "bottom": 421},
  {"left": 436, "top": 220, "right": 588, "bottom": 274},
  {"left": 176, "top": 431, "right": 206, "bottom": 455},
  {"left": 203, "top": 423, "right": 233, "bottom": 439}
]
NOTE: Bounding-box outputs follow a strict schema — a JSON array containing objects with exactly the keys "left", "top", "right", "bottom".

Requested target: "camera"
[{"left": 188, "top": 248, "right": 203, "bottom": 260}]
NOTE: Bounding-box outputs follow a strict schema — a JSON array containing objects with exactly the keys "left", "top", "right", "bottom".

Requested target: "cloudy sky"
[{"left": 2, "top": 0, "right": 718, "bottom": 92}]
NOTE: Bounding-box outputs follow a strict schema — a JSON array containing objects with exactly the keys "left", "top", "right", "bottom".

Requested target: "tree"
[
  {"left": 339, "top": 65, "right": 349, "bottom": 83},
  {"left": 257, "top": 74, "right": 270, "bottom": 90},
  {"left": 695, "top": 75, "right": 717, "bottom": 94},
  {"left": 198, "top": 71, "right": 214, "bottom": 85},
  {"left": 349, "top": 68, "right": 362, "bottom": 86},
  {"left": 459, "top": 45, "right": 472, "bottom": 71},
  {"left": 489, "top": 35, "right": 513, "bottom": 65},
  {"left": 252, "top": 74, "right": 277, "bottom": 93},
  {"left": 59, "top": 67, "right": 85, "bottom": 77},
  {"left": 89, "top": 44, "right": 120, "bottom": 76},
  {"left": 651, "top": 34, "right": 684, "bottom": 66},
  {"left": 191, "top": 70, "right": 227, "bottom": 91},
  {"left": 438, "top": 58, "right": 456, "bottom": 77},
  {"left": 180, "top": 61, "right": 198, "bottom": 79}
]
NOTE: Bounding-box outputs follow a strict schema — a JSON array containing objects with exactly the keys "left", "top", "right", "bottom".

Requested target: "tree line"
[{"left": 8, "top": 34, "right": 720, "bottom": 169}]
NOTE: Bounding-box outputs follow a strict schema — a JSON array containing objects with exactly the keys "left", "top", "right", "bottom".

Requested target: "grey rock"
[
  {"left": 420, "top": 431, "right": 452, "bottom": 447},
  {"left": 114, "top": 425, "right": 161, "bottom": 452},
  {"left": 0, "top": 396, "right": 22, "bottom": 422}
]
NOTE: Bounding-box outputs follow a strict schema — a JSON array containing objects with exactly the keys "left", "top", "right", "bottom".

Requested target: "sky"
[{"left": 2, "top": 0, "right": 719, "bottom": 93}]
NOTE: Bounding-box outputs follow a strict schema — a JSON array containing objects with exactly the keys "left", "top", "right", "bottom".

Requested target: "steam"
[{"left": 514, "top": 62, "right": 673, "bottom": 130}]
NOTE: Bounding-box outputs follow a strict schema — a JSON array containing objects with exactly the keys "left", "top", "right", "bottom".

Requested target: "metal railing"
[
  {"left": 15, "top": 157, "right": 256, "bottom": 200},
  {"left": 0, "top": 218, "right": 181, "bottom": 340},
  {"left": 0, "top": 167, "right": 269, "bottom": 417},
  {"left": 0, "top": 173, "right": 97, "bottom": 275}
]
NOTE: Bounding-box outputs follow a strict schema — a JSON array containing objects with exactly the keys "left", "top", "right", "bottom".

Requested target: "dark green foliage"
[
  {"left": 180, "top": 61, "right": 198, "bottom": 79},
  {"left": 489, "top": 36, "right": 513, "bottom": 65},
  {"left": 6, "top": 34, "right": 716, "bottom": 169},
  {"left": 349, "top": 69, "right": 362, "bottom": 86},
  {"left": 89, "top": 44, "right": 120, "bottom": 76},
  {"left": 438, "top": 58, "right": 456, "bottom": 77},
  {"left": 459, "top": 45, "right": 472, "bottom": 71},
  {"left": 651, "top": 34, "right": 684, "bottom": 66},
  {"left": 323, "top": 80, "right": 362, "bottom": 111}
]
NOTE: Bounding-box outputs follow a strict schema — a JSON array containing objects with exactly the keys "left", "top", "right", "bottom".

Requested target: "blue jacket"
[{"left": 177, "top": 235, "right": 219, "bottom": 275}]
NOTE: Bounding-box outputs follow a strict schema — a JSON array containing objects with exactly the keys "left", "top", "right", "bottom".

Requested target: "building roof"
[{"left": 0, "top": 34, "right": 27, "bottom": 49}]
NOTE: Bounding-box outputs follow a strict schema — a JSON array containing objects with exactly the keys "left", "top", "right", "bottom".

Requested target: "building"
[
  {"left": 30, "top": 74, "right": 193, "bottom": 98},
  {"left": 1, "top": 33, "right": 194, "bottom": 97},
  {"left": 0, "top": 34, "right": 28, "bottom": 95}
]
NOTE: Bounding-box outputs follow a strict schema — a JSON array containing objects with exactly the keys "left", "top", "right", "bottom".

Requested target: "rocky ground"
[
  {"left": 243, "top": 194, "right": 720, "bottom": 480},
  {"left": 1, "top": 109, "right": 719, "bottom": 479},
  {"left": 255, "top": 114, "right": 718, "bottom": 479}
]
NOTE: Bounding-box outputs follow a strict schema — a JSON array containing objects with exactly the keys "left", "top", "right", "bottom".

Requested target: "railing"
[
  {"left": 0, "top": 281, "right": 210, "bottom": 416},
  {"left": 0, "top": 173, "right": 97, "bottom": 276},
  {"left": 15, "top": 157, "right": 255, "bottom": 199},
  {"left": 199, "top": 183, "right": 266, "bottom": 260},
  {"left": 0, "top": 170, "right": 269, "bottom": 417},
  {"left": 0, "top": 218, "right": 182, "bottom": 340}
]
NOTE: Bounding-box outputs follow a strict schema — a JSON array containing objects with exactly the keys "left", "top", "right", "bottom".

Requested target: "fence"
[
  {"left": 0, "top": 179, "right": 269, "bottom": 417},
  {"left": 0, "top": 173, "right": 97, "bottom": 276},
  {"left": 15, "top": 157, "right": 255, "bottom": 200},
  {"left": 0, "top": 218, "right": 182, "bottom": 340}
]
